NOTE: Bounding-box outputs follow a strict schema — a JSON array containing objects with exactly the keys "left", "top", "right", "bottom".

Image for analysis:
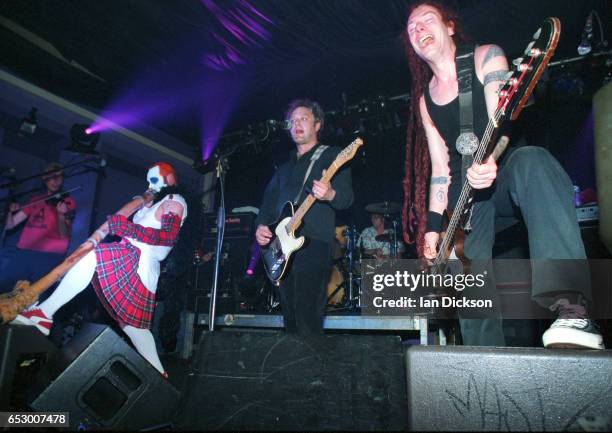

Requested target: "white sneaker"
[
  {"left": 11, "top": 305, "right": 53, "bottom": 336},
  {"left": 542, "top": 299, "right": 604, "bottom": 349}
]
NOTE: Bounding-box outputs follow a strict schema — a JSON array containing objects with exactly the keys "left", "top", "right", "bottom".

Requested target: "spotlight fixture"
[
  {"left": 19, "top": 107, "right": 38, "bottom": 135},
  {"left": 67, "top": 124, "right": 100, "bottom": 154},
  {"left": 193, "top": 150, "right": 220, "bottom": 174}
]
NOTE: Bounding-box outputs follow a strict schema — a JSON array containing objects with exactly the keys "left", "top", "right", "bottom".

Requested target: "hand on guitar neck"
[
  {"left": 424, "top": 231, "right": 440, "bottom": 260},
  {"left": 466, "top": 155, "right": 497, "bottom": 190},
  {"left": 311, "top": 169, "right": 336, "bottom": 202}
]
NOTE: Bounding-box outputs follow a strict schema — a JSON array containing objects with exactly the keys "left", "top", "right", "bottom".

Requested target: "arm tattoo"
[
  {"left": 431, "top": 176, "right": 448, "bottom": 185},
  {"left": 484, "top": 70, "right": 509, "bottom": 87},
  {"left": 436, "top": 189, "right": 445, "bottom": 203},
  {"left": 481, "top": 45, "right": 505, "bottom": 69}
]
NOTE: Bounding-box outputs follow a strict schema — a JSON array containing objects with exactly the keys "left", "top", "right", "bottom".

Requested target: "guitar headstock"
[
  {"left": 335, "top": 137, "right": 364, "bottom": 167},
  {"left": 497, "top": 17, "right": 561, "bottom": 120}
]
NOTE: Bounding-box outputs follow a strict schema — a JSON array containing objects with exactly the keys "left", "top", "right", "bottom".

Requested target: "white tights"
[{"left": 39, "top": 251, "right": 165, "bottom": 374}]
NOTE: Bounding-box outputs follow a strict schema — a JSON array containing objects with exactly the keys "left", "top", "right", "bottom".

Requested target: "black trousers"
[
  {"left": 460, "top": 146, "right": 589, "bottom": 346},
  {"left": 279, "top": 239, "right": 332, "bottom": 337}
]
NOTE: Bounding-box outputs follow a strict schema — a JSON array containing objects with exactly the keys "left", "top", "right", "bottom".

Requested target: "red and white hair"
[{"left": 149, "top": 162, "right": 177, "bottom": 185}]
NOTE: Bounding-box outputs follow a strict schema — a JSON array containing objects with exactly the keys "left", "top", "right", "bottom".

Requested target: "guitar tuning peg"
[
  {"left": 524, "top": 41, "right": 535, "bottom": 55},
  {"left": 512, "top": 57, "right": 524, "bottom": 67},
  {"left": 529, "top": 48, "right": 542, "bottom": 57},
  {"left": 532, "top": 28, "right": 541, "bottom": 39}
]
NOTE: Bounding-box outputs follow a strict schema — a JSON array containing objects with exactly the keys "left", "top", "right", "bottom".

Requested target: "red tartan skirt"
[{"left": 91, "top": 241, "right": 155, "bottom": 329}]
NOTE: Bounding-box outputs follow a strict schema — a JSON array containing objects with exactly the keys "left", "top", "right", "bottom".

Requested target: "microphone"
[
  {"left": 577, "top": 12, "right": 593, "bottom": 55},
  {"left": 267, "top": 119, "right": 292, "bottom": 130}
]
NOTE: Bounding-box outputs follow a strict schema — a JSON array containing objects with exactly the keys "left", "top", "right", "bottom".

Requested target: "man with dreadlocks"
[
  {"left": 13, "top": 162, "right": 188, "bottom": 376},
  {"left": 402, "top": 1, "right": 603, "bottom": 349}
]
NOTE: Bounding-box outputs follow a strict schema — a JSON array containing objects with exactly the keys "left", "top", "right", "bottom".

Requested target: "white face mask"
[{"left": 146, "top": 165, "right": 168, "bottom": 192}]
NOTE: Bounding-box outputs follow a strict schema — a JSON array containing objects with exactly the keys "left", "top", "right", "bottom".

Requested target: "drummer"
[{"left": 358, "top": 213, "right": 405, "bottom": 259}]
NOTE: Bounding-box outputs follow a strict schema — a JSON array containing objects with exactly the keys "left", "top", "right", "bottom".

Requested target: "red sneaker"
[{"left": 12, "top": 307, "right": 53, "bottom": 336}]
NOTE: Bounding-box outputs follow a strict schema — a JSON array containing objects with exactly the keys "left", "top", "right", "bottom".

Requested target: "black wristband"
[{"left": 426, "top": 210, "right": 444, "bottom": 233}]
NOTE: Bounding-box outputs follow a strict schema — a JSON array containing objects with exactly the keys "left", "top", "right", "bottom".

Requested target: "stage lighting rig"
[
  {"left": 67, "top": 124, "right": 100, "bottom": 154},
  {"left": 19, "top": 107, "right": 38, "bottom": 135}
]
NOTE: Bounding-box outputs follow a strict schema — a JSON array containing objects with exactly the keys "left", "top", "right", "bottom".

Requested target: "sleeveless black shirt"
[{"left": 424, "top": 57, "right": 489, "bottom": 209}]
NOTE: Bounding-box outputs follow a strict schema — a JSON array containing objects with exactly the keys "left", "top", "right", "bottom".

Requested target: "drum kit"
[{"left": 326, "top": 201, "right": 403, "bottom": 309}]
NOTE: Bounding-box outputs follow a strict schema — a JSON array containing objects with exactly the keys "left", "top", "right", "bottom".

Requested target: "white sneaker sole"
[
  {"left": 542, "top": 327, "right": 604, "bottom": 350},
  {"left": 10, "top": 314, "right": 32, "bottom": 326},
  {"left": 10, "top": 314, "right": 51, "bottom": 336}
]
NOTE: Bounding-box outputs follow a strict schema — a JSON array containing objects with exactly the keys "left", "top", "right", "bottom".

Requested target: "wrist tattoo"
[
  {"left": 481, "top": 45, "right": 505, "bottom": 68},
  {"left": 431, "top": 176, "right": 448, "bottom": 185},
  {"left": 484, "top": 70, "right": 509, "bottom": 87}
]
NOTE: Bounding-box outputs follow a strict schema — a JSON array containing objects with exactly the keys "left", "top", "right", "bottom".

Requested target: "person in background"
[{"left": 1, "top": 162, "right": 76, "bottom": 293}]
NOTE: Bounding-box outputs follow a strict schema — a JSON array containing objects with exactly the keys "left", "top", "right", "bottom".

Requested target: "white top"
[
  {"left": 358, "top": 226, "right": 405, "bottom": 257},
  {"left": 126, "top": 194, "right": 188, "bottom": 293}
]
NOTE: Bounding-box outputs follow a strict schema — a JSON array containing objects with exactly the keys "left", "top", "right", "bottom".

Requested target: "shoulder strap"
[
  {"left": 455, "top": 45, "right": 478, "bottom": 231},
  {"left": 293, "top": 145, "right": 329, "bottom": 204},
  {"left": 456, "top": 45, "right": 475, "bottom": 150}
]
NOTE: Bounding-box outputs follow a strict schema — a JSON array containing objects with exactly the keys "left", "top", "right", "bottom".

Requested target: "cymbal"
[{"left": 365, "top": 201, "right": 401, "bottom": 214}]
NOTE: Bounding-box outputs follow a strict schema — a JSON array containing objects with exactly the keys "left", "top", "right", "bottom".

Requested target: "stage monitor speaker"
[
  {"left": 406, "top": 345, "right": 612, "bottom": 431},
  {"left": 30, "top": 323, "right": 180, "bottom": 431},
  {"left": 0, "top": 325, "right": 57, "bottom": 410},
  {"left": 176, "top": 330, "right": 407, "bottom": 431}
]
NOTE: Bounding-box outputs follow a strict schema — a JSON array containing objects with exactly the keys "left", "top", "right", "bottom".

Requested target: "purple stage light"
[
  {"left": 199, "top": 71, "right": 244, "bottom": 161},
  {"left": 202, "top": 0, "right": 272, "bottom": 71},
  {"left": 245, "top": 240, "right": 261, "bottom": 276},
  {"left": 81, "top": 1, "right": 269, "bottom": 153},
  {"left": 85, "top": 127, "right": 92, "bottom": 135}
]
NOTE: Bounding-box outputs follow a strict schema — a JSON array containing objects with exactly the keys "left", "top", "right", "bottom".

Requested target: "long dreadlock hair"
[
  {"left": 401, "top": 0, "right": 467, "bottom": 257},
  {"left": 150, "top": 184, "right": 202, "bottom": 280}
]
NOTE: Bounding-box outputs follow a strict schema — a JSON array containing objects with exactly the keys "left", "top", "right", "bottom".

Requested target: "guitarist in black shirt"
[
  {"left": 255, "top": 99, "right": 354, "bottom": 336},
  {"left": 402, "top": 1, "right": 603, "bottom": 349}
]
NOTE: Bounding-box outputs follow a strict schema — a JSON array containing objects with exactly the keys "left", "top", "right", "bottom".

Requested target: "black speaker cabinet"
[
  {"left": 31, "top": 323, "right": 180, "bottom": 430},
  {"left": 176, "top": 330, "right": 407, "bottom": 431},
  {"left": 406, "top": 345, "right": 612, "bottom": 431},
  {"left": 0, "top": 325, "right": 57, "bottom": 410}
]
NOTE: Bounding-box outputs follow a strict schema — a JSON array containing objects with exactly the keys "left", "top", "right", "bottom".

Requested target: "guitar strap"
[
  {"left": 455, "top": 45, "right": 477, "bottom": 231},
  {"left": 293, "top": 144, "right": 329, "bottom": 204}
]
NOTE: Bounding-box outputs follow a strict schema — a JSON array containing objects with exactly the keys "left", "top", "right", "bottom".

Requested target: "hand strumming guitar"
[{"left": 256, "top": 224, "right": 273, "bottom": 246}]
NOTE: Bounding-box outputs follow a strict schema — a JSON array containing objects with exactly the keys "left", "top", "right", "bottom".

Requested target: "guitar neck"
[
  {"left": 287, "top": 162, "right": 340, "bottom": 233},
  {"left": 434, "top": 110, "right": 503, "bottom": 266}
]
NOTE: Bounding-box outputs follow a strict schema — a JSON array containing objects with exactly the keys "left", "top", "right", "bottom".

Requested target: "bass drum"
[{"left": 326, "top": 264, "right": 344, "bottom": 305}]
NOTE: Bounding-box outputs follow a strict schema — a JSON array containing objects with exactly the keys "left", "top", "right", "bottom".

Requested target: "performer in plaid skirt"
[{"left": 14, "top": 162, "right": 188, "bottom": 376}]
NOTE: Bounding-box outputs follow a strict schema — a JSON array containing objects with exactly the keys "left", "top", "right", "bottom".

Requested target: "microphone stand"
[
  {"left": 391, "top": 219, "right": 399, "bottom": 259},
  {"left": 0, "top": 176, "right": 18, "bottom": 248},
  {"left": 208, "top": 156, "right": 228, "bottom": 332}
]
